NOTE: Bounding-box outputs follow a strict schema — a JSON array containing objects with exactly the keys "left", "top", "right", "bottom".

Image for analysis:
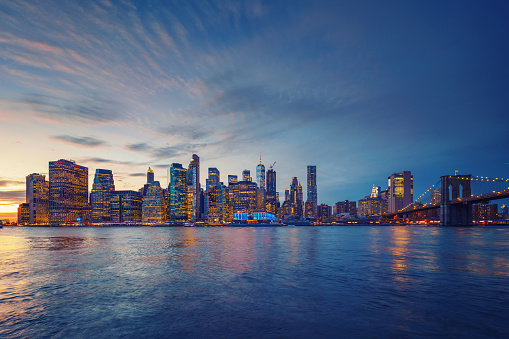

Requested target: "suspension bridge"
[{"left": 386, "top": 174, "right": 509, "bottom": 225}]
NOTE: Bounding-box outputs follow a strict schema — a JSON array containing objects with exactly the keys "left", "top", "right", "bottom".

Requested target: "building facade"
[
  {"left": 90, "top": 169, "right": 115, "bottom": 223},
  {"left": 388, "top": 171, "right": 413, "bottom": 213},
  {"left": 169, "top": 163, "right": 188, "bottom": 221},
  {"left": 306, "top": 165, "right": 317, "bottom": 216},
  {"left": 26, "top": 173, "right": 49, "bottom": 224},
  {"left": 142, "top": 181, "right": 165, "bottom": 223},
  {"left": 187, "top": 154, "right": 200, "bottom": 220},
  {"left": 49, "top": 159, "right": 89, "bottom": 223},
  {"left": 110, "top": 190, "right": 142, "bottom": 223}
]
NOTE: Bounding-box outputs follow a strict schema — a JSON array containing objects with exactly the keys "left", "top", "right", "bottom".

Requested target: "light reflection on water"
[{"left": 1, "top": 226, "right": 508, "bottom": 338}]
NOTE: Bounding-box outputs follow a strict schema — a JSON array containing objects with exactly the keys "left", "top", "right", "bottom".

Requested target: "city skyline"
[{"left": 2, "top": 1, "right": 509, "bottom": 219}]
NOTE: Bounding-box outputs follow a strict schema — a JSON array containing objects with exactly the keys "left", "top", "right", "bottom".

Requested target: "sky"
[{"left": 1, "top": 0, "right": 509, "bottom": 219}]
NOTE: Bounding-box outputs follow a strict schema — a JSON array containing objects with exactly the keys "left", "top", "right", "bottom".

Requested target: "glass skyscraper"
[
  {"left": 49, "top": 159, "right": 89, "bottom": 224},
  {"left": 169, "top": 163, "right": 188, "bottom": 221},
  {"left": 207, "top": 167, "right": 220, "bottom": 191},
  {"left": 307, "top": 165, "right": 317, "bottom": 216},
  {"left": 187, "top": 154, "right": 200, "bottom": 220},
  {"left": 142, "top": 181, "right": 165, "bottom": 223},
  {"left": 242, "top": 170, "right": 251, "bottom": 182},
  {"left": 266, "top": 168, "right": 277, "bottom": 214},
  {"left": 110, "top": 190, "right": 142, "bottom": 223},
  {"left": 90, "top": 169, "right": 115, "bottom": 223}
]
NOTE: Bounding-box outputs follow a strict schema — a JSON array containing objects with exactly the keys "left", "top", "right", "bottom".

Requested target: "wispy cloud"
[
  {"left": 0, "top": 180, "right": 25, "bottom": 187},
  {"left": 51, "top": 135, "right": 107, "bottom": 147},
  {"left": 0, "top": 190, "right": 25, "bottom": 202}
]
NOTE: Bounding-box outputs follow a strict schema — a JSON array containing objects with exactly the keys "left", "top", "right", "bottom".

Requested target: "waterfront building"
[
  {"left": 110, "top": 190, "right": 142, "bottom": 223},
  {"left": 388, "top": 171, "right": 413, "bottom": 213},
  {"left": 256, "top": 187, "right": 266, "bottom": 212},
  {"left": 472, "top": 203, "right": 498, "bottom": 220},
  {"left": 317, "top": 204, "right": 332, "bottom": 222},
  {"left": 266, "top": 168, "right": 277, "bottom": 214},
  {"left": 17, "top": 203, "right": 29, "bottom": 224},
  {"left": 169, "top": 163, "right": 188, "bottom": 221},
  {"left": 26, "top": 173, "right": 49, "bottom": 224},
  {"left": 142, "top": 181, "right": 165, "bottom": 223},
  {"left": 208, "top": 183, "right": 229, "bottom": 223},
  {"left": 358, "top": 195, "right": 382, "bottom": 217},
  {"left": 305, "top": 201, "right": 314, "bottom": 218},
  {"left": 228, "top": 175, "right": 238, "bottom": 186},
  {"left": 379, "top": 189, "right": 389, "bottom": 215},
  {"left": 501, "top": 204, "right": 509, "bottom": 215},
  {"left": 306, "top": 166, "right": 317, "bottom": 217},
  {"left": 49, "top": 159, "right": 89, "bottom": 223},
  {"left": 333, "top": 200, "right": 357, "bottom": 217},
  {"left": 90, "top": 169, "right": 115, "bottom": 223},
  {"left": 256, "top": 155, "right": 265, "bottom": 189},
  {"left": 242, "top": 170, "right": 252, "bottom": 182},
  {"left": 230, "top": 181, "right": 257, "bottom": 214},
  {"left": 187, "top": 154, "right": 200, "bottom": 220},
  {"left": 147, "top": 167, "right": 154, "bottom": 184}
]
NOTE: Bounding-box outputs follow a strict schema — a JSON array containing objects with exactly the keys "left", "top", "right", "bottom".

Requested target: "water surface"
[{"left": 1, "top": 226, "right": 508, "bottom": 338}]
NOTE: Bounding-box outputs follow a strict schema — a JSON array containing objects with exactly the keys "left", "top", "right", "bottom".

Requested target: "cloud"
[
  {"left": 0, "top": 180, "right": 25, "bottom": 187},
  {"left": 159, "top": 124, "right": 212, "bottom": 141},
  {"left": 81, "top": 157, "right": 137, "bottom": 166},
  {"left": 125, "top": 143, "right": 152, "bottom": 152},
  {"left": 129, "top": 173, "right": 146, "bottom": 177},
  {"left": 18, "top": 93, "right": 121, "bottom": 124},
  {"left": 51, "top": 135, "right": 107, "bottom": 147},
  {"left": 0, "top": 190, "right": 25, "bottom": 202}
]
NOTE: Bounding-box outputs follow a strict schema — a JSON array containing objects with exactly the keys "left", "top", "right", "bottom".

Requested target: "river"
[{"left": 1, "top": 226, "right": 508, "bottom": 338}]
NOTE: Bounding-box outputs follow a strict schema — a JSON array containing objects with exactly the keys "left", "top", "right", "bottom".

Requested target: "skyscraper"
[
  {"left": 242, "top": 170, "right": 252, "bottom": 182},
  {"left": 187, "top": 154, "right": 200, "bottom": 220},
  {"left": 228, "top": 175, "right": 238, "bottom": 186},
  {"left": 290, "top": 177, "right": 303, "bottom": 217},
  {"left": 307, "top": 166, "right": 317, "bottom": 217},
  {"left": 90, "top": 169, "right": 115, "bottom": 223},
  {"left": 147, "top": 167, "right": 154, "bottom": 184},
  {"left": 48, "top": 159, "right": 89, "bottom": 223},
  {"left": 256, "top": 155, "right": 265, "bottom": 189},
  {"left": 207, "top": 167, "right": 220, "bottom": 191},
  {"left": 26, "top": 173, "right": 48, "bottom": 224},
  {"left": 169, "top": 163, "right": 187, "bottom": 221},
  {"left": 388, "top": 171, "right": 413, "bottom": 213},
  {"left": 230, "top": 181, "right": 257, "bottom": 214},
  {"left": 110, "top": 190, "right": 142, "bottom": 223},
  {"left": 142, "top": 181, "right": 165, "bottom": 223},
  {"left": 266, "top": 168, "right": 277, "bottom": 214}
]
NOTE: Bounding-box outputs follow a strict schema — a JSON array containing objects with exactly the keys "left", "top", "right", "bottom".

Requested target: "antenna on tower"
[
  {"left": 269, "top": 161, "right": 276, "bottom": 170},
  {"left": 260, "top": 152, "right": 262, "bottom": 165}
]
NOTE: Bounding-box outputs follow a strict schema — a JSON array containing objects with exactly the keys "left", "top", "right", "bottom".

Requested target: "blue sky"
[{"left": 1, "top": 0, "right": 508, "bottom": 218}]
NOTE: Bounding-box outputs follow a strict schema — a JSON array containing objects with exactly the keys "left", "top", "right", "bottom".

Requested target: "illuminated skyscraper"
[
  {"left": 90, "top": 169, "right": 115, "bottom": 223},
  {"left": 256, "top": 155, "right": 265, "bottom": 189},
  {"left": 26, "top": 173, "right": 49, "bottom": 224},
  {"left": 290, "top": 177, "right": 303, "bottom": 217},
  {"left": 110, "top": 190, "right": 142, "bottom": 223},
  {"left": 228, "top": 175, "right": 238, "bottom": 186},
  {"left": 207, "top": 167, "right": 220, "bottom": 191},
  {"left": 230, "top": 181, "right": 257, "bottom": 214},
  {"left": 388, "top": 171, "right": 413, "bottom": 213},
  {"left": 169, "top": 163, "right": 187, "bottom": 221},
  {"left": 18, "top": 203, "right": 29, "bottom": 224},
  {"left": 306, "top": 166, "right": 317, "bottom": 216},
  {"left": 187, "top": 154, "right": 200, "bottom": 220},
  {"left": 147, "top": 167, "right": 154, "bottom": 184},
  {"left": 266, "top": 168, "right": 277, "bottom": 214},
  {"left": 242, "top": 170, "right": 251, "bottom": 182},
  {"left": 142, "top": 181, "right": 165, "bottom": 223},
  {"left": 48, "top": 159, "right": 89, "bottom": 224}
]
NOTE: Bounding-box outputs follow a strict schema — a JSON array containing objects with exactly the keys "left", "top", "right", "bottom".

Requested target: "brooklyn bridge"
[{"left": 385, "top": 174, "right": 509, "bottom": 225}]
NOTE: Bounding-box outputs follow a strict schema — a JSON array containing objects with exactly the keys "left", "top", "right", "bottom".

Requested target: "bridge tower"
[{"left": 440, "top": 175, "right": 472, "bottom": 226}]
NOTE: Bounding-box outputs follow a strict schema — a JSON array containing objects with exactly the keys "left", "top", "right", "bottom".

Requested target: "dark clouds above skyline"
[{"left": 1, "top": 0, "right": 509, "bottom": 212}]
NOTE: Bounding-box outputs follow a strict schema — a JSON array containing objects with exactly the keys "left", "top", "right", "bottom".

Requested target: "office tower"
[
  {"left": 256, "top": 155, "right": 265, "bottom": 189},
  {"left": 90, "top": 169, "right": 115, "bottom": 223},
  {"left": 147, "top": 167, "right": 154, "bottom": 184},
  {"left": 388, "top": 171, "right": 413, "bottom": 213},
  {"left": 242, "top": 170, "right": 251, "bottom": 182},
  {"left": 110, "top": 190, "right": 142, "bottom": 223},
  {"left": 142, "top": 181, "right": 165, "bottom": 223},
  {"left": 290, "top": 177, "right": 303, "bottom": 217},
  {"left": 187, "top": 154, "right": 200, "bottom": 220},
  {"left": 207, "top": 167, "right": 220, "bottom": 191},
  {"left": 266, "top": 168, "right": 277, "bottom": 214},
  {"left": 230, "top": 181, "right": 257, "bottom": 214},
  {"left": 208, "top": 183, "right": 228, "bottom": 223},
  {"left": 256, "top": 187, "right": 266, "bottom": 211},
  {"left": 169, "top": 163, "right": 188, "bottom": 221},
  {"left": 370, "top": 185, "right": 380, "bottom": 198},
  {"left": 26, "top": 173, "right": 49, "bottom": 224},
  {"left": 317, "top": 204, "right": 332, "bottom": 222},
  {"left": 306, "top": 166, "right": 317, "bottom": 216},
  {"left": 49, "top": 159, "right": 89, "bottom": 223},
  {"left": 228, "top": 175, "right": 238, "bottom": 186},
  {"left": 18, "top": 203, "right": 29, "bottom": 224},
  {"left": 285, "top": 188, "right": 290, "bottom": 202},
  {"left": 379, "top": 189, "right": 389, "bottom": 215}
]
